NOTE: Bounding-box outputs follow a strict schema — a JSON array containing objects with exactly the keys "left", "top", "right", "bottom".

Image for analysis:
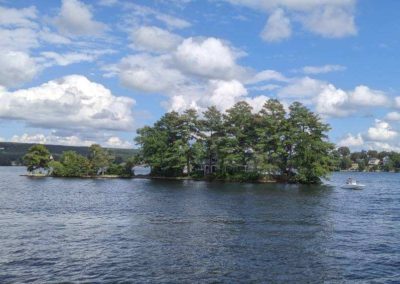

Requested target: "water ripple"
[{"left": 0, "top": 168, "right": 399, "bottom": 283}]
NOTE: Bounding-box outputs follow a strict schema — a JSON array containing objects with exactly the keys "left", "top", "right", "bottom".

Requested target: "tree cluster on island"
[
  {"left": 23, "top": 144, "right": 137, "bottom": 178},
  {"left": 334, "top": 146, "right": 400, "bottom": 172},
  {"left": 135, "top": 100, "right": 337, "bottom": 184}
]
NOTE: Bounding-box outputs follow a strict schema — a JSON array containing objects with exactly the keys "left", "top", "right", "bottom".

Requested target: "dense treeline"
[
  {"left": 0, "top": 142, "right": 136, "bottom": 166},
  {"left": 23, "top": 144, "right": 137, "bottom": 177},
  {"left": 335, "top": 146, "right": 400, "bottom": 172},
  {"left": 135, "top": 100, "right": 336, "bottom": 184}
]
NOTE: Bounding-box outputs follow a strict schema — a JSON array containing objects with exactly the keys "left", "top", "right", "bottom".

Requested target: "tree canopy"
[
  {"left": 135, "top": 100, "right": 336, "bottom": 184},
  {"left": 23, "top": 144, "right": 52, "bottom": 172},
  {"left": 24, "top": 144, "right": 137, "bottom": 178}
]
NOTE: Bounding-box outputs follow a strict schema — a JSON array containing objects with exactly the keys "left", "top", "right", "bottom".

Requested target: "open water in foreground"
[{"left": 0, "top": 167, "right": 399, "bottom": 283}]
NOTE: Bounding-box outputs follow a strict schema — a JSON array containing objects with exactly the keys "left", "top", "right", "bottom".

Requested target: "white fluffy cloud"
[
  {"left": 301, "top": 5, "right": 356, "bottom": 38},
  {"left": 10, "top": 133, "right": 132, "bottom": 148},
  {"left": 105, "top": 136, "right": 133, "bottom": 148},
  {"left": 55, "top": 0, "right": 107, "bottom": 36},
  {"left": 278, "top": 77, "right": 390, "bottom": 117},
  {"left": 0, "top": 75, "right": 135, "bottom": 131},
  {"left": 11, "top": 133, "right": 95, "bottom": 147},
  {"left": 165, "top": 80, "right": 248, "bottom": 112},
  {"left": 338, "top": 133, "right": 364, "bottom": 147},
  {"left": 386, "top": 112, "right": 400, "bottom": 121},
  {"left": 113, "top": 54, "right": 187, "bottom": 93},
  {"left": 108, "top": 35, "right": 250, "bottom": 101},
  {"left": 349, "top": 85, "right": 388, "bottom": 107},
  {"left": 0, "top": 3, "right": 115, "bottom": 89},
  {"left": 131, "top": 26, "right": 183, "bottom": 53},
  {"left": 0, "top": 27, "right": 39, "bottom": 51},
  {"left": 174, "top": 37, "right": 244, "bottom": 79},
  {"left": 0, "top": 6, "right": 37, "bottom": 27},
  {"left": 165, "top": 80, "right": 269, "bottom": 113},
  {"left": 316, "top": 85, "right": 389, "bottom": 117},
  {"left": 278, "top": 76, "right": 326, "bottom": 99},
  {"left": 315, "top": 84, "right": 350, "bottom": 117},
  {"left": 208, "top": 80, "right": 248, "bottom": 111},
  {"left": 226, "top": 0, "right": 357, "bottom": 40},
  {"left": 0, "top": 51, "right": 39, "bottom": 88},
  {"left": 40, "top": 50, "right": 115, "bottom": 67},
  {"left": 367, "top": 120, "right": 397, "bottom": 142},
  {"left": 302, "top": 64, "right": 346, "bottom": 74},
  {"left": 261, "top": 9, "right": 291, "bottom": 42},
  {"left": 247, "top": 69, "right": 288, "bottom": 84}
]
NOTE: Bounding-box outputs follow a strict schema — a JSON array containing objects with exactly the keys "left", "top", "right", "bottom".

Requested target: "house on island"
[
  {"left": 202, "top": 162, "right": 218, "bottom": 175},
  {"left": 368, "top": 158, "right": 380, "bottom": 166}
]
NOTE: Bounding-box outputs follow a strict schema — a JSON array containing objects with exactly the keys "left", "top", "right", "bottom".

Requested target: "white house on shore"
[{"left": 368, "top": 158, "right": 380, "bottom": 166}]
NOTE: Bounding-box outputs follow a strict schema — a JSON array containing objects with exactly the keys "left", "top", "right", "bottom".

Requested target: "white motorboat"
[{"left": 341, "top": 178, "right": 365, "bottom": 190}]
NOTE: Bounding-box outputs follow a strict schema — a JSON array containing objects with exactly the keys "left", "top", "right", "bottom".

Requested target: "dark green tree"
[
  {"left": 223, "top": 101, "right": 255, "bottom": 173},
  {"left": 201, "top": 106, "right": 225, "bottom": 175},
  {"left": 286, "top": 102, "right": 335, "bottom": 183},
  {"left": 338, "top": 146, "right": 350, "bottom": 157},
  {"left": 367, "top": 150, "right": 378, "bottom": 158},
  {"left": 23, "top": 144, "right": 52, "bottom": 172},
  {"left": 180, "top": 109, "right": 200, "bottom": 175},
  {"left": 340, "top": 156, "right": 353, "bottom": 170},
  {"left": 358, "top": 160, "right": 366, "bottom": 172},
  {"left": 255, "top": 99, "right": 287, "bottom": 176}
]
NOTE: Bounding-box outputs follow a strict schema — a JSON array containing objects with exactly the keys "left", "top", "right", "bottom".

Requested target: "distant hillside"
[{"left": 0, "top": 142, "right": 138, "bottom": 166}]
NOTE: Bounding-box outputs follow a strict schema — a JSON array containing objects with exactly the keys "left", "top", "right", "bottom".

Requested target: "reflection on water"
[{"left": 0, "top": 167, "right": 399, "bottom": 282}]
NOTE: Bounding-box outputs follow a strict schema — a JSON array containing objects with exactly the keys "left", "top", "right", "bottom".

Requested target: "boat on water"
[{"left": 341, "top": 178, "right": 365, "bottom": 190}]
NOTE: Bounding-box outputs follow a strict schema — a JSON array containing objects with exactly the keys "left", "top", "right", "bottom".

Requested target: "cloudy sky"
[{"left": 0, "top": 0, "right": 400, "bottom": 150}]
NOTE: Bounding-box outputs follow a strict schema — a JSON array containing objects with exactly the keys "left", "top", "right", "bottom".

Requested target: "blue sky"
[{"left": 1, "top": 0, "right": 400, "bottom": 150}]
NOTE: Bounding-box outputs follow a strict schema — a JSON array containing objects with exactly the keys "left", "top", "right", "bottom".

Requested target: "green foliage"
[
  {"left": 338, "top": 146, "right": 350, "bottom": 157},
  {"left": 336, "top": 149, "right": 400, "bottom": 172},
  {"left": 51, "top": 151, "right": 91, "bottom": 177},
  {"left": 89, "top": 144, "right": 114, "bottom": 175},
  {"left": 22, "top": 143, "right": 138, "bottom": 178},
  {"left": 358, "top": 160, "right": 366, "bottom": 172},
  {"left": 135, "top": 100, "right": 336, "bottom": 184},
  {"left": 23, "top": 144, "right": 52, "bottom": 172},
  {"left": 105, "top": 155, "right": 137, "bottom": 177},
  {"left": 254, "top": 99, "right": 287, "bottom": 175},
  {"left": 340, "top": 157, "right": 352, "bottom": 170},
  {"left": 285, "top": 102, "right": 335, "bottom": 184}
]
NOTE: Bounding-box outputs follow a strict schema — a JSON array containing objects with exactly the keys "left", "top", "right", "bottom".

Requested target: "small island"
[
  {"left": 23, "top": 144, "right": 137, "bottom": 178},
  {"left": 22, "top": 100, "right": 336, "bottom": 184},
  {"left": 134, "top": 100, "right": 336, "bottom": 184}
]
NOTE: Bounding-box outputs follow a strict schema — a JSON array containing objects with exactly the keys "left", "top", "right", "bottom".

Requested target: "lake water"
[{"left": 0, "top": 167, "right": 399, "bottom": 283}]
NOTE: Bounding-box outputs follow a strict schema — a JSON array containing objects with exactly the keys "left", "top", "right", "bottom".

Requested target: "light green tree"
[
  {"left": 50, "top": 151, "right": 91, "bottom": 177},
  {"left": 89, "top": 144, "right": 113, "bottom": 175}
]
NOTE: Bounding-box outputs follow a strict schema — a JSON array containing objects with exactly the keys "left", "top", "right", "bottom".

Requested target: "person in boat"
[{"left": 346, "top": 178, "right": 355, "bottom": 185}]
